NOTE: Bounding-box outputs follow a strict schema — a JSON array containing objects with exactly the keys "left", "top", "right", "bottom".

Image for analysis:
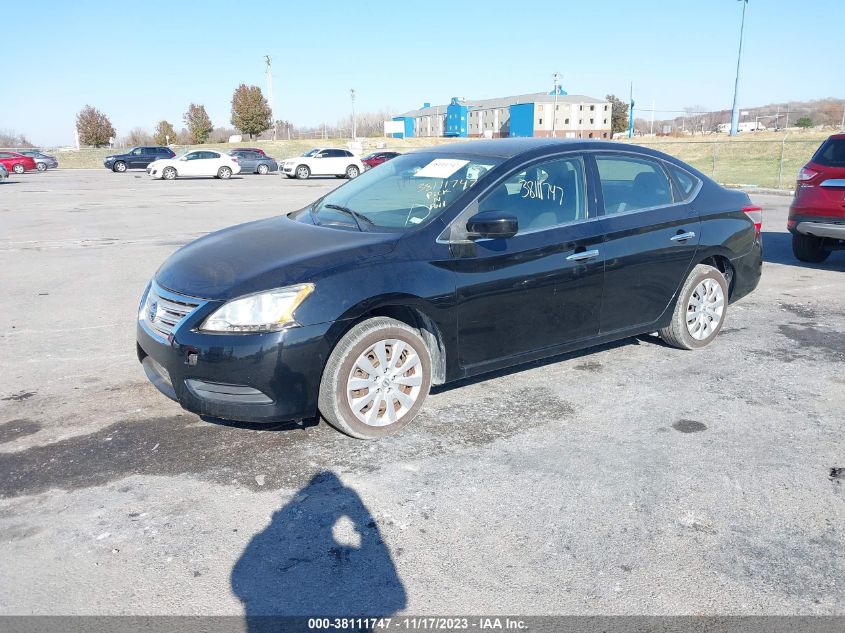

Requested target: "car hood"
[{"left": 155, "top": 214, "right": 401, "bottom": 301}]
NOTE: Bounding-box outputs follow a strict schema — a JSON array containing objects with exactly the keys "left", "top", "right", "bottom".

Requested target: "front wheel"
[
  {"left": 162, "top": 166, "right": 177, "bottom": 180},
  {"left": 295, "top": 165, "right": 310, "bottom": 180},
  {"left": 659, "top": 264, "right": 728, "bottom": 350},
  {"left": 792, "top": 233, "right": 830, "bottom": 263},
  {"left": 217, "top": 166, "right": 232, "bottom": 179},
  {"left": 36, "top": 163, "right": 47, "bottom": 172},
  {"left": 113, "top": 161, "right": 127, "bottom": 173},
  {"left": 345, "top": 165, "right": 360, "bottom": 179},
  {"left": 319, "top": 317, "right": 432, "bottom": 439},
  {"left": 13, "top": 164, "right": 25, "bottom": 174}
]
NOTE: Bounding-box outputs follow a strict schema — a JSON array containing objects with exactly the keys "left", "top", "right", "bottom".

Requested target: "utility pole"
[
  {"left": 729, "top": 0, "right": 748, "bottom": 136},
  {"left": 350, "top": 89, "right": 357, "bottom": 140},
  {"left": 628, "top": 82, "right": 635, "bottom": 139},
  {"left": 840, "top": 100, "right": 845, "bottom": 130},
  {"left": 551, "top": 72, "right": 560, "bottom": 138},
  {"left": 264, "top": 55, "right": 276, "bottom": 141},
  {"left": 650, "top": 99, "right": 655, "bottom": 135}
]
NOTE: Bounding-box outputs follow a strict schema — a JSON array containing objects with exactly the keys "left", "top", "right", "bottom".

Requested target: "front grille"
[{"left": 143, "top": 283, "right": 203, "bottom": 340}]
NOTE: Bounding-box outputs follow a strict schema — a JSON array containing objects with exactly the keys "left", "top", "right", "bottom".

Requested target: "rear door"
[{"left": 592, "top": 152, "right": 701, "bottom": 334}]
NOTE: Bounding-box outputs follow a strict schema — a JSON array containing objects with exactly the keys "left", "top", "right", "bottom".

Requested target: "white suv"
[{"left": 282, "top": 148, "right": 364, "bottom": 180}]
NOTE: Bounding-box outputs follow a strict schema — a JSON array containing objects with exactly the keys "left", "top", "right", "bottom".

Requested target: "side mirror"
[{"left": 466, "top": 211, "right": 518, "bottom": 239}]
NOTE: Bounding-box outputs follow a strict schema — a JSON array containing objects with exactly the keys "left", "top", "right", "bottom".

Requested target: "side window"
[
  {"left": 478, "top": 156, "right": 586, "bottom": 234},
  {"left": 596, "top": 155, "right": 673, "bottom": 215},
  {"left": 665, "top": 162, "right": 700, "bottom": 200},
  {"left": 185, "top": 152, "right": 201, "bottom": 161}
]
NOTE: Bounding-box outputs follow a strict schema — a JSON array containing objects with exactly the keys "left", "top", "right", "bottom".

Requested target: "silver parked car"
[
  {"left": 19, "top": 150, "right": 59, "bottom": 171},
  {"left": 228, "top": 149, "right": 278, "bottom": 175},
  {"left": 0, "top": 164, "right": 8, "bottom": 182}
]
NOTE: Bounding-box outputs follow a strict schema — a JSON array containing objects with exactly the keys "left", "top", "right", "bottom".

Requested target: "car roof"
[{"left": 410, "top": 138, "right": 638, "bottom": 159}]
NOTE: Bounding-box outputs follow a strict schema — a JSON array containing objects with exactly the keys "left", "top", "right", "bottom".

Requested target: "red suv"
[
  {"left": 361, "top": 151, "right": 400, "bottom": 171},
  {"left": 0, "top": 151, "right": 37, "bottom": 174},
  {"left": 788, "top": 134, "right": 845, "bottom": 262}
]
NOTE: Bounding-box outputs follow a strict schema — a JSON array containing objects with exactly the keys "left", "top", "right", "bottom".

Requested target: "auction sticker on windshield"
[{"left": 414, "top": 159, "right": 469, "bottom": 179}]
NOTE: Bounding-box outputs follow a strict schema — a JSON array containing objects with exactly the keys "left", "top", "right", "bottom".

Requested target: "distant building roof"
[{"left": 397, "top": 93, "right": 607, "bottom": 118}]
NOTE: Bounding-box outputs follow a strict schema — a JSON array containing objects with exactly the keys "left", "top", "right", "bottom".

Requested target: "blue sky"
[{"left": 6, "top": 0, "right": 844, "bottom": 145}]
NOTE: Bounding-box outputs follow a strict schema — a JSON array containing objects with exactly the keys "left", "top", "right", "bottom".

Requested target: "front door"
[
  {"left": 453, "top": 154, "right": 605, "bottom": 369},
  {"left": 592, "top": 152, "right": 701, "bottom": 334}
]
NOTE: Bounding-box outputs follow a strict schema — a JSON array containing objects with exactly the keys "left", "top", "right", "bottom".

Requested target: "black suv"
[{"left": 104, "top": 146, "right": 175, "bottom": 172}]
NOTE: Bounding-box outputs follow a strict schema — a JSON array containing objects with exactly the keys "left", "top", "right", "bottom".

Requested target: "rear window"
[{"left": 812, "top": 139, "right": 845, "bottom": 167}]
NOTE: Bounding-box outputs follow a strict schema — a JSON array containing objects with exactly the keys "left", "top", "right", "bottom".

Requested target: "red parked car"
[
  {"left": 361, "top": 150, "right": 400, "bottom": 171},
  {"left": 0, "top": 151, "right": 37, "bottom": 174},
  {"left": 788, "top": 134, "right": 845, "bottom": 262}
]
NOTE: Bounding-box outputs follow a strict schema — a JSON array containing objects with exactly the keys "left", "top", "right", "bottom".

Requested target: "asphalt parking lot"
[{"left": 1, "top": 169, "right": 843, "bottom": 616}]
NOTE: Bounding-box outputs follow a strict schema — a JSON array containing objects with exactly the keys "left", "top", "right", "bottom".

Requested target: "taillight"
[
  {"left": 231, "top": 157, "right": 238, "bottom": 163},
  {"left": 797, "top": 166, "right": 818, "bottom": 182},
  {"left": 743, "top": 204, "right": 762, "bottom": 238}
]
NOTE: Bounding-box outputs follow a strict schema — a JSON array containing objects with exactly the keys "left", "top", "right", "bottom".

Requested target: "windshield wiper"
[{"left": 321, "top": 204, "right": 374, "bottom": 232}]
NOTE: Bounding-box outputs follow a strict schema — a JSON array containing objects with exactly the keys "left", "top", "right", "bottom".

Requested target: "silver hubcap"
[
  {"left": 116, "top": 163, "right": 125, "bottom": 172},
  {"left": 348, "top": 167, "right": 358, "bottom": 178},
  {"left": 220, "top": 168, "right": 230, "bottom": 178},
  {"left": 297, "top": 167, "right": 308, "bottom": 178},
  {"left": 164, "top": 168, "right": 175, "bottom": 179},
  {"left": 14, "top": 165, "right": 24, "bottom": 173},
  {"left": 686, "top": 278, "right": 724, "bottom": 340},
  {"left": 258, "top": 165, "right": 267, "bottom": 174},
  {"left": 346, "top": 338, "right": 424, "bottom": 427}
]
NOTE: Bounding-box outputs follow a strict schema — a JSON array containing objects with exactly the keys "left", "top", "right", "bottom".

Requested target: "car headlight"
[{"left": 199, "top": 283, "right": 314, "bottom": 333}]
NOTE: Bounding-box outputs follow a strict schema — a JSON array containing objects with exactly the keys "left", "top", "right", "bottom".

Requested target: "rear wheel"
[
  {"left": 113, "top": 161, "right": 126, "bottom": 173},
  {"left": 217, "top": 166, "right": 232, "bottom": 179},
  {"left": 659, "top": 264, "right": 728, "bottom": 350},
  {"left": 319, "top": 317, "right": 432, "bottom": 439},
  {"left": 792, "top": 233, "right": 831, "bottom": 263},
  {"left": 295, "top": 165, "right": 310, "bottom": 180},
  {"left": 36, "top": 162, "right": 47, "bottom": 172},
  {"left": 12, "top": 164, "right": 25, "bottom": 174},
  {"left": 162, "top": 166, "right": 177, "bottom": 180},
  {"left": 257, "top": 163, "right": 269, "bottom": 175},
  {"left": 345, "top": 165, "right": 360, "bottom": 179}
]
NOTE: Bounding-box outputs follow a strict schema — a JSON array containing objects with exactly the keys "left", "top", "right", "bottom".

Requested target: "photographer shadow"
[{"left": 231, "top": 471, "right": 406, "bottom": 631}]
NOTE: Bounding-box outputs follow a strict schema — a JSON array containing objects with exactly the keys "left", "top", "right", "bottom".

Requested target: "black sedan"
[{"left": 137, "top": 139, "right": 762, "bottom": 439}]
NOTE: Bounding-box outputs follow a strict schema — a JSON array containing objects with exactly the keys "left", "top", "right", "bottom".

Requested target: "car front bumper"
[{"left": 136, "top": 287, "right": 334, "bottom": 423}]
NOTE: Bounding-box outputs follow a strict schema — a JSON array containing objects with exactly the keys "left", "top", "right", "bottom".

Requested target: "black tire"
[
  {"left": 345, "top": 165, "right": 360, "bottom": 179},
  {"left": 318, "top": 317, "right": 432, "bottom": 440},
  {"left": 113, "top": 161, "right": 127, "bottom": 173},
  {"left": 12, "top": 163, "right": 25, "bottom": 174},
  {"left": 162, "top": 166, "right": 177, "bottom": 180},
  {"left": 217, "top": 166, "right": 232, "bottom": 179},
  {"left": 659, "top": 264, "right": 728, "bottom": 350},
  {"left": 792, "top": 233, "right": 830, "bottom": 263},
  {"left": 257, "top": 164, "right": 269, "bottom": 175},
  {"left": 295, "top": 165, "right": 310, "bottom": 180},
  {"left": 36, "top": 163, "right": 47, "bottom": 172}
]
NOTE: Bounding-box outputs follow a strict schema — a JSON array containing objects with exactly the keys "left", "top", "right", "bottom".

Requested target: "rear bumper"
[
  {"left": 729, "top": 238, "right": 762, "bottom": 303},
  {"left": 794, "top": 221, "right": 845, "bottom": 240}
]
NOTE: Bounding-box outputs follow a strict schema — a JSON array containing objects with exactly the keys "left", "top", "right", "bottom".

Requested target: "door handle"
[
  {"left": 566, "top": 249, "right": 600, "bottom": 262},
  {"left": 670, "top": 231, "right": 696, "bottom": 242}
]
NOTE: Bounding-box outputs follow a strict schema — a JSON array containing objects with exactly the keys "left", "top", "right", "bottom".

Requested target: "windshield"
[
  {"left": 297, "top": 152, "right": 502, "bottom": 231},
  {"left": 301, "top": 149, "right": 321, "bottom": 157}
]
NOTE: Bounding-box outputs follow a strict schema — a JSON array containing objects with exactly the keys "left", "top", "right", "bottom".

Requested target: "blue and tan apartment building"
[{"left": 393, "top": 90, "right": 612, "bottom": 139}]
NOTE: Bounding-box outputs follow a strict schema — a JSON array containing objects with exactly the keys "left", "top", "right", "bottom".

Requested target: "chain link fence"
[{"left": 623, "top": 138, "right": 821, "bottom": 189}]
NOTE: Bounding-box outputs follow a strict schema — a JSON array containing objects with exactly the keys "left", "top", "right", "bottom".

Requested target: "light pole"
[
  {"left": 265, "top": 55, "right": 276, "bottom": 141},
  {"left": 551, "top": 72, "right": 560, "bottom": 138},
  {"left": 350, "top": 89, "right": 356, "bottom": 140},
  {"left": 729, "top": 0, "right": 748, "bottom": 136}
]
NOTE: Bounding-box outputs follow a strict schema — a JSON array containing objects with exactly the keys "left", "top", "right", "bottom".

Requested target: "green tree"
[
  {"left": 795, "top": 116, "right": 813, "bottom": 129},
  {"left": 605, "top": 94, "right": 630, "bottom": 135},
  {"left": 153, "top": 120, "right": 177, "bottom": 145},
  {"left": 183, "top": 103, "right": 213, "bottom": 144},
  {"left": 230, "top": 84, "right": 273, "bottom": 139},
  {"left": 76, "top": 105, "right": 116, "bottom": 147}
]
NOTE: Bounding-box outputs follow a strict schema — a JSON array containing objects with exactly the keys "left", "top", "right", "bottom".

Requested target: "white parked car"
[
  {"left": 147, "top": 150, "right": 241, "bottom": 180},
  {"left": 281, "top": 148, "right": 364, "bottom": 180}
]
